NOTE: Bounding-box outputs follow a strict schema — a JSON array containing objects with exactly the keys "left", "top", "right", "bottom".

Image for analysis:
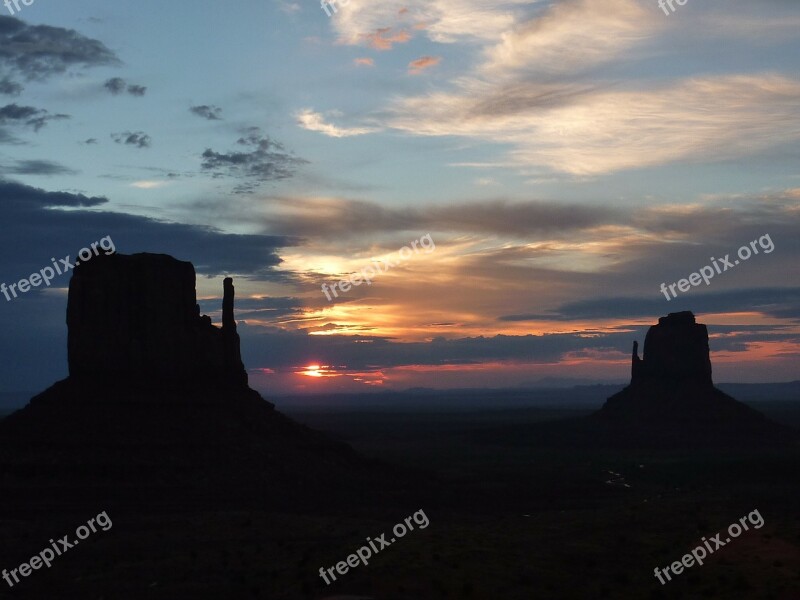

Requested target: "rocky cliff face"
[{"left": 66, "top": 253, "right": 246, "bottom": 388}]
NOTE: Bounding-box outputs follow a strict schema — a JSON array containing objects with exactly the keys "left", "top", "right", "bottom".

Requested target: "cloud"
[
  {"left": 481, "top": 0, "right": 656, "bottom": 77},
  {"left": 111, "top": 131, "right": 152, "bottom": 148},
  {"left": 332, "top": 0, "right": 532, "bottom": 46},
  {"left": 0, "top": 103, "right": 69, "bottom": 132},
  {"left": 239, "top": 327, "right": 640, "bottom": 371},
  {"left": 242, "top": 191, "right": 800, "bottom": 341},
  {"left": 0, "top": 104, "right": 43, "bottom": 122},
  {"left": 0, "top": 179, "right": 297, "bottom": 281},
  {"left": 200, "top": 128, "right": 307, "bottom": 192},
  {"left": 338, "top": 0, "right": 800, "bottom": 176},
  {"left": 0, "top": 159, "right": 77, "bottom": 176},
  {"left": 81, "top": 138, "right": 97, "bottom": 145},
  {"left": 103, "top": 77, "right": 125, "bottom": 94},
  {"left": 0, "top": 129, "right": 21, "bottom": 144},
  {"left": 0, "top": 179, "right": 106, "bottom": 208},
  {"left": 0, "top": 16, "right": 120, "bottom": 82},
  {"left": 408, "top": 55, "right": 440, "bottom": 74},
  {"left": 331, "top": 0, "right": 655, "bottom": 65},
  {"left": 278, "top": 0, "right": 301, "bottom": 14},
  {"left": 103, "top": 77, "right": 147, "bottom": 96},
  {"left": 201, "top": 295, "right": 305, "bottom": 321},
  {"left": 189, "top": 104, "right": 223, "bottom": 120},
  {"left": 361, "top": 27, "right": 411, "bottom": 50},
  {"left": 0, "top": 77, "right": 22, "bottom": 96},
  {"left": 24, "top": 114, "right": 69, "bottom": 133},
  {"left": 256, "top": 196, "right": 620, "bottom": 238},
  {"left": 388, "top": 74, "right": 800, "bottom": 175},
  {"left": 504, "top": 288, "right": 800, "bottom": 323},
  {"left": 354, "top": 57, "right": 374, "bottom": 67},
  {"left": 295, "top": 109, "right": 379, "bottom": 137},
  {"left": 130, "top": 180, "right": 169, "bottom": 189}
]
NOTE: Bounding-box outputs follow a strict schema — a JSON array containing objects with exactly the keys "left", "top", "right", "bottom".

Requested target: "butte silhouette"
[
  {"left": 0, "top": 253, "right": 387, "bottom": 513},
  {"left": 473, "top": 311, "right": 794, "bottom": 450},
  {"left": 591, "top": 311, "right": 793, "bottom": 446}
]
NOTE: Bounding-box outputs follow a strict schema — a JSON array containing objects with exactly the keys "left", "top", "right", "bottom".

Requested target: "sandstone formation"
[
  {"left": 598, "top": 311, "right": 771, "bottom": 428},
  {"left": 631, "top": 311, "right": 712, "bottom": 385},
  {"left": 67, "top": 253, "right": 247, "bottom": 388},
  {"left": 0, "top": 253, "right": 389, "bottom": 512}
]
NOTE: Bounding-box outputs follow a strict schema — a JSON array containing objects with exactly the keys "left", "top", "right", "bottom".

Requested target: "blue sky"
[{"left": 0, "top": 0, "right": 799, "bottom": 396}]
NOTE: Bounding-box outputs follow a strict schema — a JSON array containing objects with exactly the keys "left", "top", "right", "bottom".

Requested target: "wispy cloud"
[
  {"left": 111, "top": 131, "right": 152, "bottom": 148},
  {"left": 0, "top": 103, "right": 69, "bottom": 132},
  {"left": 0, "top": 16, "right": 120, "bottom": 88},
  {"left": 130, "top": 180, "right": 169, "bottom": 189},
  {"left": 0, "top": 180, "right": 296, "bottom": 281},
  {"left": 295, "top": 109, "right": 379, "bottom": 137},
  {"left": 127, "top": 84, "right": 147, "bottom": 97},
  {"left": 200, "top": 127, "right": 307, "bottom": 192},
  {"left": 361, "top": 27, "right": 411, "bottom": 50},
  {"left": 103, "top": 77, "right": 147, "bottom": 96},
  {"left": 189, "top": 104, "right": 223, "bottom": 120},
  {"left": 103, "top": 78, "right": 125, "bottom": 94},
  {"left": 480, "top": 0, "right": 657, "bottom": 77},
  {"left": 332, "top": 0, "right": 533, "bottom": 46},
  {"left": 342, "top": 0, "right": 800, "bottom": 176},
  {"left": 408, "top": 56, "right": 440, "bottom": 74},
  {"left": 254, "top": 196, "right": 620, "bottom": 239},
  {"left": 389, "top": 74, "right": 800, "bottom": 175},
  {"left": 278, "top": 0, "right": 301, "bottom": 14},
  {"left": 0, "top": 159, "right": 77, "bottom": 176},
  {"left": 0, "top": 78, "right": 22, "bottom": 96}
]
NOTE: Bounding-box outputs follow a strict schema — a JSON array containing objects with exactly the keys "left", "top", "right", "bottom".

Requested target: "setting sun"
[{"left": 301, "top": 365, "right": 322, "bottom": 377}]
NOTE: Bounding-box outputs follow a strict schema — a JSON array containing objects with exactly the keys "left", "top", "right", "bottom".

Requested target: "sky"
[{"left": 0, "top": 0, "right": 798, "bottom": 396}]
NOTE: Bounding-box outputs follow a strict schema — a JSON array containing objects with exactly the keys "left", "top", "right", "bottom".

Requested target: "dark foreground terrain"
[{"left": 0, "top": 397, "right": 798, "bottom": 599}]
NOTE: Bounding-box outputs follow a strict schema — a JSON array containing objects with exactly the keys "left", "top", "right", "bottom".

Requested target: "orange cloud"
[
  {"left": 362, "top": 27, "right": 411, "bottom": 51},
  {"left": 408, "top": 55, "right": 441, "bottom": 74},
  {"left": 354, "top": 57, "right": 375, "bottom": 67}
]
